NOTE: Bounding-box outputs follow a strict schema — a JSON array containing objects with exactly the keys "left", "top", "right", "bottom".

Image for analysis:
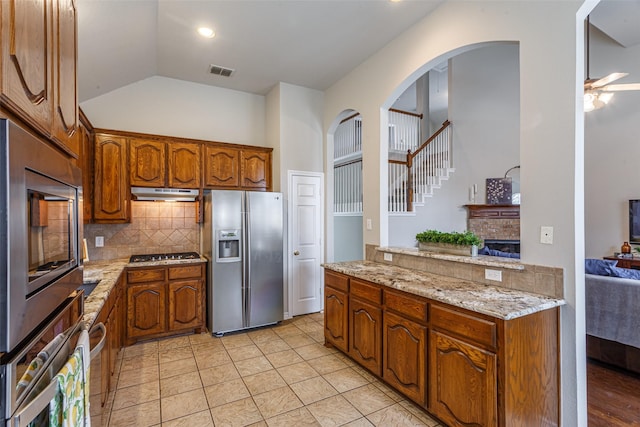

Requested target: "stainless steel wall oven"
[{"left": 1, "top": 119, "right": 84, "bottom": 425}]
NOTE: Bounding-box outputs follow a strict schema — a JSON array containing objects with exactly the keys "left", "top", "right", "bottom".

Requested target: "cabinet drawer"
[
  {"left": 169, "top": 264, "right": 203, "bottom": 280},
  {"left": 350, "top": 279, "right": 382, "bottom": 305},
  {"left": 384, "top": 290, "right": 428, "bottom": 323},
  {"left": 127, "top": 268, "right": 166, "bottom": 284},
  {"left": 325, "top": 270, "right": 349, "bottom": 293},
  {"left": 431, "top": 304, "right": 497, "bottom": 349}
]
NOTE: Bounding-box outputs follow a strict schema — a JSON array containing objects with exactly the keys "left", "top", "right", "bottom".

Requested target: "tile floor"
[{"left": 99, "top": 313, "right": 442, "bottom": 427}]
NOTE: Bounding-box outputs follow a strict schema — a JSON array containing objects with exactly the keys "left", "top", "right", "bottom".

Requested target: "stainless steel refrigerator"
[{"left": 202, "top": 190, "right": 284, "bottom": 335}]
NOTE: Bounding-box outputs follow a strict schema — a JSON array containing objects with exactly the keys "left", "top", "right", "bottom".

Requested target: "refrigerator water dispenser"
[{"left": 216, "top": 230, "right": 241, "bottom": 262}]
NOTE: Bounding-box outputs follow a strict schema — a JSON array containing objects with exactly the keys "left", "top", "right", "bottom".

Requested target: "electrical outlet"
[
  {"left": 540, "top": 226, "right": 554, "bottom": 244},
  {"left": 95, "top": 236, "right": 104, "bottom": 247},
  {"left": 383, "top": 253, "right": 393, "bottom": 262},
  {"left": 485, "top": 269, "right": 502, "bottom": 282},
  {"left": 366, "top": 218, "right": 372, "bottom": 230}
]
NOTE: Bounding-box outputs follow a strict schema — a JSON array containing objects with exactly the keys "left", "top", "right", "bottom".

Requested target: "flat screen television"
[{"left": 630, "top": 200, "right": 640, "bottom": 243}]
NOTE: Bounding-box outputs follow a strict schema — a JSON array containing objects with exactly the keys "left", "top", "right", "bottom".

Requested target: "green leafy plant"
[{"left": 415, "top": 230, "right": 482, "bottom": 247}]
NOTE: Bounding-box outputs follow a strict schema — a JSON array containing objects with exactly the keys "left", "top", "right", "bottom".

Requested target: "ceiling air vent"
[{"left": 209, "top": 64, "right": 235, "bottom": 77}]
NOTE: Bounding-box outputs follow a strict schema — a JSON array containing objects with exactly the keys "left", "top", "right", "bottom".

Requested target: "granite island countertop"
[
  {"left": 323, "top": 260, "right": 565, "bottom": 320},
  {"left": 81, "top": 256, "right": 207, "bottom": 327}
]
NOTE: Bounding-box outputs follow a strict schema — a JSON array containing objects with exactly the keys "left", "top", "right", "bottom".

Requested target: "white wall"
[
  {"left": 323, "top": 1, "right": 588, "bottom": 424},
  {"left": 80, "top": 76, "right": 266, "bottom": 145},
  {"left": 585, "top": 27, "right": 640, "bottom": 258},
  {"left": 280, "top": 84, "right": 324, "bottom": 190},
  {"left": 389, "top": 43, "right": 520, "bottom": 248},
  {"left": 334, "top": 215, "right": 364, "bottom": 261}
]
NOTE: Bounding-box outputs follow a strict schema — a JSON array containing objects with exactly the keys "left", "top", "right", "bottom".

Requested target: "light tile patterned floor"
[{"left": 101, "top": 313, "right": 442, "bottom": 427}]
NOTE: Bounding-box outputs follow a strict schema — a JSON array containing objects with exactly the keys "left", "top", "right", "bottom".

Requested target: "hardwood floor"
[{"left": 588, "top": 359, "right": 640, "bottom": 426}]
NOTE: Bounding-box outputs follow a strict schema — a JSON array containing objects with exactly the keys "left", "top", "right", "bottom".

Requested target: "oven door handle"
[
  {"left": 89, "top": 322, "right": 107, "bottom": 360},
  {"left": 12, "top": 379, "right": 58, "bottom": 427}
]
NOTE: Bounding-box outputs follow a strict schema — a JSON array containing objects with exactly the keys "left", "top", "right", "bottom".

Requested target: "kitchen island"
[{"left": 323, "top": 260, "right": 564, "bottom": 427}]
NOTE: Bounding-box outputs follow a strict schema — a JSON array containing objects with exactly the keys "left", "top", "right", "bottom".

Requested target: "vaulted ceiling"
[{"left": 77, "top": 0, "right": 640, "bottom": 104}]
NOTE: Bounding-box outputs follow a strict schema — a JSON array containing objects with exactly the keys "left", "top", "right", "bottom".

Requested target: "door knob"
[{"left": 293, "top": 250, "right": 300, "bottom": 256}]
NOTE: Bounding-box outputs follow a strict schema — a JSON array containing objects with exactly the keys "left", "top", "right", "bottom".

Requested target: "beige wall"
[{"left": 83, "top": 201, "right": 199, "bottom": 261}]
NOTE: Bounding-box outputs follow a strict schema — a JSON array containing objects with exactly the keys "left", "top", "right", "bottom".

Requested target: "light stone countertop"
[
  {"left": 323, "top": 260, "right": 565, "bottom": 320},
  {"left": 377, "top": 246, "right": 525, "bottom": 270},
  {"left": 81, "top": 257, "right": 207, "bottom": 327}
]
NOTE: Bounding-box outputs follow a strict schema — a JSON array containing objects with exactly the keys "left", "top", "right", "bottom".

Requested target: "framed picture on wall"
[{"left": 486, "top": 178, "right": 512, "bottom": 204}]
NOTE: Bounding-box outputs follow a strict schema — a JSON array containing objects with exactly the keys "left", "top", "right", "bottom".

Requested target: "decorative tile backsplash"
[{"left": 84, "top": 201, "right": 199, "bottom": 261}]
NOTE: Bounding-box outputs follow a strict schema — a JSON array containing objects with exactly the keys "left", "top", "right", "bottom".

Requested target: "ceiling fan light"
[
  {"left": 599, "top": 92, "right": 614, "bottom": 104},
  {"left": 584, "top": 92, "right": 596, "bottom": 112}
]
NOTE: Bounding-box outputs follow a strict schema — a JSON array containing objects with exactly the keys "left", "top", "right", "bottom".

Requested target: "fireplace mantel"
[{"left": 464, "top": 204, "right": 520, "bottom": 219}]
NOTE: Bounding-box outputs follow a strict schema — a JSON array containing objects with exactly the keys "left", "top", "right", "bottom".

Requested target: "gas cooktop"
[{"left": 129, "top": 252, "right": 200, "bottom": 263}]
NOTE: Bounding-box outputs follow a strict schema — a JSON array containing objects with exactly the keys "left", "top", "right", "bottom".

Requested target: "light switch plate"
[
  {"left": 95, "top": 236, "right": 104, "bottom": 247},
  {"left": 383, "top": 253, "right": 393, "bottom": 262},
  {"left": 366, "top": 218, "right": 372, "bottom": 230}
]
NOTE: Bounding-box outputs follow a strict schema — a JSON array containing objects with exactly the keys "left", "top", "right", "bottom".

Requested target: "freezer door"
[
  {"left": 246, "top": 192, "right": 284, "bottom": 327},
  {"left": 209, "top": 190, "right": 244, "bottom": 334}
]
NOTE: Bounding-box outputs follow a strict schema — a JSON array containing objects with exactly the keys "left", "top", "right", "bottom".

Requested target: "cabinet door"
[
  {"left": 51, "top": 0, "right": 79, "bottom": 156},
  {"left": 349, "top": 297, "right": 382, "bottom": 376},
  {"left": 168, "top": 142, "right": 201, "bottom": 188},
  {"left": 127, "top": 283, "right": 166, "bottom": 339},
  {"left": 130, "top": 139, "right": 166, "bottom": 187},
  {"left": 0, "top": 0, "right": 52, "bottom": 136},
  {"left": 94, "top": 134, "right": 129, "bottom": 222},
  {"left": 383, "top": 310, "right": 427, "bottom": 405},
  {"left": 429, "top": 330, "right": 497, "bottom": 427},
  {"left": 168, "top": 279, "right": 203, "bottom": 331},
  {"left": 80, "top": 123, "right": 93, "bottom": 223},
  {"left": 324, "top": 286, "right": 349, "bottom": 353},
  {"left": 108, "top": 296, "right": 121, "bottom": 376},
  {"left": 203, "top": 145, "right": 240, "bottom": 188},
  {"left": 240, "top": 150, "right": 270, "bottom": 189}
]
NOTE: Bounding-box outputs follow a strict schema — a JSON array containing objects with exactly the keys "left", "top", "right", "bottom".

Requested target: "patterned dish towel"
[
  {"left": 16, "top": 332, "right": 67, "bottom": 394},
  {"left": 49, "top": 348, "right": 86, "bottom": 427}
]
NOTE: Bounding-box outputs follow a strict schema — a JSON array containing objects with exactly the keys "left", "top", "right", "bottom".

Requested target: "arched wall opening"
[
  {"left": 326, "top": 109, "right": 364, "bottom": 263},
  {"left": 384, "top": 42, "right": 521, "bottom": 250}
]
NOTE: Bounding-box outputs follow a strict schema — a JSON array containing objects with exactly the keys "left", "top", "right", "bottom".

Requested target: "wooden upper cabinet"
[
  {"left": 204, "top": 145, "right": 240, "bottom": 188},
  {"left": 0, "top": 0, "right": 80, "bottom": 157},
  {"left": 79, "top": 122, "right": 93, "bottom": 223},
  {"left": 1, "top": 0, "right": 52, "bottom": 135},
  {"left": 241, "top": 150, "right": 271, "bottom": 189},
  {"left": 94, "top": 134, "right": 130, "bottom": 222},
  {"left": 51, "top": 0, "right": 79, "bottom": 156},
  {"left": 169, "top": 142, "right": 201, "bottom": 188},
  {"left": 130, "top": 139, "right": 166, "bottom": 187}
]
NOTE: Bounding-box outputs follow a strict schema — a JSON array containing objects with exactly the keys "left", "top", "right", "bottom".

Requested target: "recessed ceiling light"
[{"left": 198, "top": 27, "right": 215, "bottom": 38}]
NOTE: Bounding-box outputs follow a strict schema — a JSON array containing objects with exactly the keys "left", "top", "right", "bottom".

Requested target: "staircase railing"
[{"left": 388, "top": 120, "right": 452, "bottom": 213}]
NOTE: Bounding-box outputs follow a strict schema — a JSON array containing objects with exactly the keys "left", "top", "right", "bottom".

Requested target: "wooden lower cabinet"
[
  {"left": 169, "top": 280, "right": 204, "bottom": 330},
  {"left": 89, "top": 276, "right": 124, "bottom": 425},
  {"left": 324, "top": 271, "right": 349, "bottom": 353},
  {"left": 323, "top": 269, "right": 560, "bottom": 427},
  {"left": 349, "top": 297, "right": 382, "bottom": 376},
  {"left": 429, "top": 330, "right": 497, "bottom": 426},
  {"left": 127, "top": 282, "right": 167, "bottom": 339},
  {"left": 126, "top": 263, "right": 205, "bottom": 345},
  {"left": 383, "top": 310, "right": 427, "bottom": 405}
]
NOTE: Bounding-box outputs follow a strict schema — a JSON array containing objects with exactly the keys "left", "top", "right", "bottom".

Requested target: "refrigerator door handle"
[{"left": 244, "top": 194, "right": 251, "bottom": 327}]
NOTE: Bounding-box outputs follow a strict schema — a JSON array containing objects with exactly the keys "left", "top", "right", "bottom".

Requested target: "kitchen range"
[{"left": 128, "top": 252, "right": 200, "bottom": 263}]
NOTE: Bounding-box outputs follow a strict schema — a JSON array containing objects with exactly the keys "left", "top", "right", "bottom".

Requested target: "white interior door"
[{"left": 289, "top": 171, "right": 324, "bottom": 316}]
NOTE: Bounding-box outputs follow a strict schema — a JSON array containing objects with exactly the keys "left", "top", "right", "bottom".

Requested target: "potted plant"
[{"left": 415, "top": 230, "right": 482, "bottom": 256}]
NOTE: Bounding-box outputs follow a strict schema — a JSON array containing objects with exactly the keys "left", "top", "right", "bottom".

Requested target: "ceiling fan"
[{"left": 584, "top": 16, "right": 640, "bottom": 111}]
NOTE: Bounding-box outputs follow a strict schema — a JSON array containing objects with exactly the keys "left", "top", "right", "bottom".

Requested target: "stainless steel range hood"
[{"left": 131, "top": 187, "right": 199, "bottom": 202}]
